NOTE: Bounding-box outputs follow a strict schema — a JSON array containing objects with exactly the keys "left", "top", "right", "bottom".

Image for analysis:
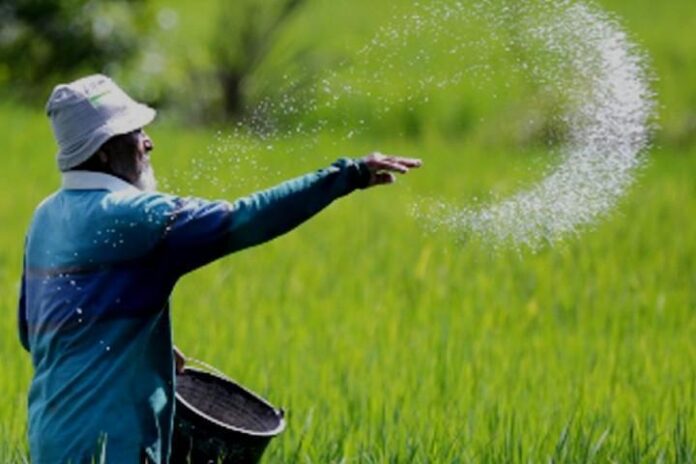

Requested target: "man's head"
[
  {"left": 75, "top": 128, "right": 157, "bottom": 191},
  {"left": 46, "top": 74, "right": 157, "bottom": 189}
]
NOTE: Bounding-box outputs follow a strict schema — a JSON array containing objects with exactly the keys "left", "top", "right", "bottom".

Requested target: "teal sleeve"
[
  {"left": 161, "top": 158, "right": 371, "bottom": 275},
  {"left": 226, "top": 157, "right": 370, "bottom": 250}
]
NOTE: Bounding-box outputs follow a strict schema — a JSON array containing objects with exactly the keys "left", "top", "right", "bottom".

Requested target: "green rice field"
[
  {"left": 1, "top": 0, "right": 695, "bottom": 461},
  {"left": 1, "top": 102, "right": 694, "bottom": 462}
]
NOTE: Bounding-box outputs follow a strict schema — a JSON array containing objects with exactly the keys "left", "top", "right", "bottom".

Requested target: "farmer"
[{"left": 18, "top": 74, "right": 421, "bottom": 463}]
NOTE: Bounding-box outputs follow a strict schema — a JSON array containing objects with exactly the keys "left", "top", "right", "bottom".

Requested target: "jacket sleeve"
[
  {"left": 160, "top": 158, "right": 371, "bottom": 276},
  {"left": 18, "top": 258, "right": 30, "bottom": 352}
]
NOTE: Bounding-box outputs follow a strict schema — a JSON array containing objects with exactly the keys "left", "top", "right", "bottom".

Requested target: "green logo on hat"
[{"left": 89, "top": 90, "right": 112, "bottom": 107}]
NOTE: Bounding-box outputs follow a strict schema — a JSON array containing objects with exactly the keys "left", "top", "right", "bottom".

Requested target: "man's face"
[
  {"left": 102, "top": 128, "right": 157, "bottom": 191},
  {"left": 133, "top": 129, "right": 157, "bottom": 191}
]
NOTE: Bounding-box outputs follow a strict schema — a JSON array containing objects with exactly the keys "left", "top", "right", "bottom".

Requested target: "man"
[{"left": 18, "top": 74, "right": 421, "bottom": 463}]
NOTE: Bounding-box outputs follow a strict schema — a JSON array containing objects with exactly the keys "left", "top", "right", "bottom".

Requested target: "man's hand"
[
  {"left": 360, "top": 152, "right": 422, "bottom": 188},
  {"left": 173, "top": 346, "right": 186, "bottom": 374}
]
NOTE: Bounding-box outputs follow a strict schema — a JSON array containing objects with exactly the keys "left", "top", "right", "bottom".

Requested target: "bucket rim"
[{"left": 175, "top": 367, "right": 286, "bottom": 437}]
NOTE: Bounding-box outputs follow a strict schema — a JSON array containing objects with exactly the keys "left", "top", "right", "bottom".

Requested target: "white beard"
[{"left": 135, "top": 164, "right": 157, "bottom": 192}]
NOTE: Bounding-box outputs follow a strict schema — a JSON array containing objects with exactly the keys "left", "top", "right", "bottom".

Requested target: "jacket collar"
[{"left": 61, "top": 170, "right": 138, "bottom": 193}]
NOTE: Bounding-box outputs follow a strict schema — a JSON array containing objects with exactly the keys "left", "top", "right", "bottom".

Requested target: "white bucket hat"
[{"left": 46, "top": 74, "right": 156, "bottom": 171}]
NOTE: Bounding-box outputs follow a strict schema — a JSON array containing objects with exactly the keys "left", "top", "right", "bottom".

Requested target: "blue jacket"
[{"left": 19, "top": 159, "right": 370, "bottom": 463}]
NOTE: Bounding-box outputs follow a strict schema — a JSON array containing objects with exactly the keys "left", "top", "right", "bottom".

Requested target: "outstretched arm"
[{"left": 160, "top": 154, "right": 421, "bottom": 276}]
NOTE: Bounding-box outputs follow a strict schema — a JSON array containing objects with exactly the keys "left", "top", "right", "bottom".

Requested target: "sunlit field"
[
  {"left": 1, "top": 101, "right": 694, "bottom": 462},
  {"left": 1, "top": 0, "right": 695, "bottom": 461}
]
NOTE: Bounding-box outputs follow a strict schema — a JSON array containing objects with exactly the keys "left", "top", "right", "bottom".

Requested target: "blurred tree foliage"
[
  {"left": 0, "top": 0, "right": 150, "bottom": 99},
  {"left": 210, "top": 0, "right": 307, "bottom": 121}
]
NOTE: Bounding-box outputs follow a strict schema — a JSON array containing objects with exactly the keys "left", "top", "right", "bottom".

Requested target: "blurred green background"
[
  {"left": 1, "top": 0, "right": 694, "bottom": 146},
  {"left": 1, "top": 0, "right": 694, "bottom": 462}
]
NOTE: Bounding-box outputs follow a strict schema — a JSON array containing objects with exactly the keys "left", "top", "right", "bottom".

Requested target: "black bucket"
[{"left": 171, "top": 364, "right": 285, "bottom": 464}]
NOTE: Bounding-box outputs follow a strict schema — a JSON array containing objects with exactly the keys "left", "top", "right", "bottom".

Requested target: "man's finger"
[
  {"left": 369, "top": 158, "right": 417, "bottom": 173},
  {"left": 374, "top": 161, "right": 409, "bottom": 174},
  {"left": 379, "top": 155, "right": 423, "bottom": 168},
  {"left": 396, "top": 158, "right": 423, "bottom": 168},
  {"left": 374, "top": 172, "right": 396, "bottom": 185},
  {"left": 401, "top": 158, "right": 422, "bottom": 168}
]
